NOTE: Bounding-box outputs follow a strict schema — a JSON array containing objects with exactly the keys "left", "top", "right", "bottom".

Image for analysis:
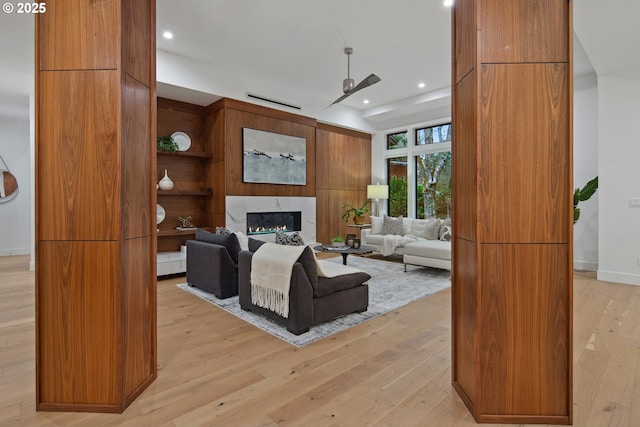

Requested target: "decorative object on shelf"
[
  {"left": 352, "top": 238, "right": 361, "bottom": 249},
  {"left": 158, "top": 169, "right": 174, "bottom": 190},
  {"left": 574, "top": 176, "right": 598, "bottom": 224},
  {"left": 331, "top": 236, "right": 345, "bottom": 247},
  {"left": 0, "top": 155, "right": 19, "bottom": 203},
  {"left": 156, "top": 204, "right": 166, "bottom": 231},
  {"left": 346, "top": 233, "right": 356, "bottom": 247},
  {"left": 367, "top": 183, "right": 389, "bottom": 216},
  {"left": 177, "top": 216, "right": 196, "bottom": 230},
  {"left": 156, "top": 135, "right": 179, "bottom": 153},
  {"left": 171, "top": 131, "right": 191, "bottom": 152},
  {"left": 341, "top": 200, "right": 371, "bottom": 225}
]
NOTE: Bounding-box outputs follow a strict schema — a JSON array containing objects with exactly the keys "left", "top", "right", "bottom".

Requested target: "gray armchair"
[
  {"left": 186, "top": 229, "right": 241, "bottom": 299},
  {"left": 238, "top": 246, "right": 370, "bottom": 335}
]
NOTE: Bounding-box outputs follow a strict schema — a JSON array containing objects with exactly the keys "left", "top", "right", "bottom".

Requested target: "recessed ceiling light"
[
  {"left": 363, "top": 99, "right": 370, "bottom": 104},
  {"left": 163, "top": 31, "right": 173, "bottom": 39},
  {"left": 418, "top": 82, "right": 426, "bottom": 88},
  {"left": 444, "top": 0, "right": 453, "bottom": 7}
]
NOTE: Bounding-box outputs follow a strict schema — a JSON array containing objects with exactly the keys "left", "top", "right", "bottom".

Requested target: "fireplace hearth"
[{"left": 246, "top": 211, "right": 302, "bottom": 235}]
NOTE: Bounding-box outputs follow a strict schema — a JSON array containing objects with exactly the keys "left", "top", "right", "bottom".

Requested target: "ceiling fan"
[{"left": 329, "top": 47, "right": 381, "bottom": 107}]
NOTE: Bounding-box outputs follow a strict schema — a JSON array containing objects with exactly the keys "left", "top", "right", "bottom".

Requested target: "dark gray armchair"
[
  {"left": 186, "top": 229, "right": 241, "bottom": 299},
  {"left": 238, "top": 246, "right": 370, "bottom": 335}
]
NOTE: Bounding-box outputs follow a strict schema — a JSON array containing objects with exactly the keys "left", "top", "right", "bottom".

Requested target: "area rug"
[{"left": 176, "top": 256, "right": 450, "bottom": 347}]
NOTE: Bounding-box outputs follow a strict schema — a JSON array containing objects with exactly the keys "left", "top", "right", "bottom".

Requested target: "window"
[
  {"left": 415, "top": 124, "right": 452, "bottom": 219},
  {"left": 387, "top": 131, "right": 408, "bottom": 149},
  {"left": 387, "top": 156, "right": 408, "bottom": 217},
  {"left": 415, "top": 152, "right": 452, "bottom": 219},
  {"left": 416, "top": 123, "right": 451, "bottom": 145},
  {"left": 383, "top": 122, "right": 452, "bottom": 220}
]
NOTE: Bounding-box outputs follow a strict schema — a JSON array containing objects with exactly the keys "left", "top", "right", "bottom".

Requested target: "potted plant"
[
  {"left": 331, "top": 236, "right": 345, "bottom": 247},
  {"left": 574, "top": 176, "right": 598, "bottom": 224},
  {"left": 341, "top": 200, "right": 371, "bottom": 225},
  {"left": 157, "top": 135, "right": 179, "bottom": 153}
]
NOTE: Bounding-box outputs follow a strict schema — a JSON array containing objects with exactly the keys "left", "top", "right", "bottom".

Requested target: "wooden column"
[
  {"left": 451, "top": 0, "right": 572, "bottom": 424},
  {"left": 35, "top": 0, "right": 157, "bottom": 413}
]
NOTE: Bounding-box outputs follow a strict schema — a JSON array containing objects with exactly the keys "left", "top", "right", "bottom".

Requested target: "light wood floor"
[{"left": 1, "top": 254, "right": 639, "bottom": 427}]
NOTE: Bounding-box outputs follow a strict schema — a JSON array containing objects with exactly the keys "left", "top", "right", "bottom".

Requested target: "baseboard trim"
[
  {"left": 574, "top": 260, "right": 598, "bottom": 271},
  {"left": 0, "top": 248, "right": 30, "bottom": 256},
  {"left": 597, "top": 270, "right": 640, "bottom": 286}
]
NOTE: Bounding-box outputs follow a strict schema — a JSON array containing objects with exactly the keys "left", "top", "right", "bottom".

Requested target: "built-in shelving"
[
  {"left": 157, "top": 228, "right": 210, "bottom": 237},
  {"left": 157, "top": 190, "right": 212, "bottom": 196},
  {"left": 156, "top": 98, "right": 211, "bottom": 273},
  {"left": 156, "top": 150, "right": 212, "bottom": 159}
]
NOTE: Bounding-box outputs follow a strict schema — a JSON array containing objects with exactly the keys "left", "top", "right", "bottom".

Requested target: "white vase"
[{"left": 158, "top": 169, "right": 174, "bottom": 190}]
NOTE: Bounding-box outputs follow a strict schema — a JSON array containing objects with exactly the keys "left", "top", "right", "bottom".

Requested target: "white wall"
[
  {"left": 597, "top": 74, "right": 640, "bottom": 285},
  {"left": 0, "top": 114, "right": 31, "bottom": 255},
  {"left": 573, "top": 73, "right": 599, "bottom": 270}
]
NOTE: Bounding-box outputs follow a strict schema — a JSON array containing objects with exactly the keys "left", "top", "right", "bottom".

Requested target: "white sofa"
[{"left": 361, "top": 216, "right": 451, "bottom": 271}]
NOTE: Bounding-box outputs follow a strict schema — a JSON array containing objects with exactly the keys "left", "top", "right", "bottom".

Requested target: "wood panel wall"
[
  {"left": 36, "top": 0, "right": 156, "bottom": 413},
  {"left": 316, "top": 123, "right": 372, "bottom": 244},
  {"left": 202, "top": 99, "right": 371, "bottom": 240},
  {"left": 205, "top": 98, "right": 318, "bottom": 230},
  {"left": 451, "top": 0, "right": 572, "bottom": 424}
]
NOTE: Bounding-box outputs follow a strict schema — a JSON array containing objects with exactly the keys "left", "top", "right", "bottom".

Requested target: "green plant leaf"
[
  {"left": 157, "top": 136, "right": 179, "bottom": 153},
  {"left": 577, "top": 176, "right": 598, "bottom": 202}
]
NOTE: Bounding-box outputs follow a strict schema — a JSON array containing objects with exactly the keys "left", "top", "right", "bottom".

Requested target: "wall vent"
[{"left": 246, "top": 93, "right": 301, "bottom": 110}]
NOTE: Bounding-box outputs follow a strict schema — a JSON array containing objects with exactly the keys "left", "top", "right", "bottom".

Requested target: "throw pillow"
[
  {"left": 275, "top": 230, "right": 305, "bottom": 246},
  {"left": 234, "top": 231, "right": 249, "bottom": 251},
  {"left": 402, "top": 217, "right": 413, "bottom": 235},
  {"left": 195, "top": 228, "right": 241, "bottom": 264},
  {"left": 248, "top": 237, "right": 266, "bottom": 252},
  {"left": 423, "top": 218, "right": 442, "bottom": 240},
  {"left": 382, "top": 215, "right": 405, "bottom": 236},
  {"left": 215, "top": 226, "right": 232, "bottom": 235},
  {"left": 410, "top": 219, "right": 429, "bottom": 239},
  {"left": 370, "top": 216, "right": 383, "bottom": 234},
  {"left": 439, "top": 218, "right": 452, "bottom": 241}
]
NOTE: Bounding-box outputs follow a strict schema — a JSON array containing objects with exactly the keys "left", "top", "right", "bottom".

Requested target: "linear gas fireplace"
[{"left": 246, "top": 211, "right": 302, "bottom": 235}]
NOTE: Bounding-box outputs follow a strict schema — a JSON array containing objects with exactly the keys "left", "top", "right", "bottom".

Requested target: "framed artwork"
[{"left": 242, "top": 128, "right": 306, "bottom": 185}]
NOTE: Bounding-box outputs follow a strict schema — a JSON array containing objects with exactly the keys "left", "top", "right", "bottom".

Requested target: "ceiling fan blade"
[
  {"left": 351, "top": 73, "right": 381, "bottom": 93},
  {"left": 328, "top": 74, "right": 381, "bottom": 107},
  {"left": 329, "top": 90, "right": 354, "bottom": 106}
]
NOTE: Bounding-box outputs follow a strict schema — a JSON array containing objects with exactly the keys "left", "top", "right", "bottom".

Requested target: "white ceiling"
[{"left": 1, "top": 1, "right": 639, "bottom": 128}]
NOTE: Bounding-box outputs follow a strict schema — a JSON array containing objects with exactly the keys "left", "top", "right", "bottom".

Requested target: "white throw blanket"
[
  {"left": 380, "top": 234, "right": 421, "bottom": 256},
  {"left": 251, "top": 243, "right": 306, "bottom": 318},
  {"left": 315, "top": 259, "right": 364, "bottom": 278}
]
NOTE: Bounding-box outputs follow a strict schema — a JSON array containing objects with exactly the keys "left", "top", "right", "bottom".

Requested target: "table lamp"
[{"left": 367, "top": 183, "right": 389, "bottom": 217}]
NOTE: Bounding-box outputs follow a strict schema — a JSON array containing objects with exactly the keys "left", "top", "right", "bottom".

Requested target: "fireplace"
[{"left": 246, "top": 211, "right": 302, "bottom": 235}]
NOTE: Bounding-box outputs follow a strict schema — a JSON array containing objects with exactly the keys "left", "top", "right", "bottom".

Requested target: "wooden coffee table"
[{"left": 313, "top": 244, "right": 375, "bottom": 265}]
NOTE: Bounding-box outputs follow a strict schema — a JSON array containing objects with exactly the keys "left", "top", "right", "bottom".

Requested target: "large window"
[
  {"left": 387, "top": 156, "right": 407, "bottom": 217},
  {"left": 384, "top": 122, "right": 452, "bottom": 219},
  {"left": 415, "top": 123, "right": 452, "bottom": 219},
  {"left": 416, "top": 152, "right": 452, "bottom": 218}
]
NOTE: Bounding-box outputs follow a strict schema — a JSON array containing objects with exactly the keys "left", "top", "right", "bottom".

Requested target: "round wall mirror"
[{"left": 0, "top": 156, "right": 19, "bottom": 203}]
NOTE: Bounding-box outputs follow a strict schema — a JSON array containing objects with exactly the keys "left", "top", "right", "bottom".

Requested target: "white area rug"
[{"left": 177, "top": 256, "right": 451, "bottom": 347}]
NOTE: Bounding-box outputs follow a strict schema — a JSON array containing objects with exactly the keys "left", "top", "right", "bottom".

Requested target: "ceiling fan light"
[{"left": 343, "top": 78, "right": 355, "bottom": 93}]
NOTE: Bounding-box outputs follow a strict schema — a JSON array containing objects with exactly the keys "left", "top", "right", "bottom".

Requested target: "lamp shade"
[{"left": 367, "top": 184, "right": 389, "bottom": 200}]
